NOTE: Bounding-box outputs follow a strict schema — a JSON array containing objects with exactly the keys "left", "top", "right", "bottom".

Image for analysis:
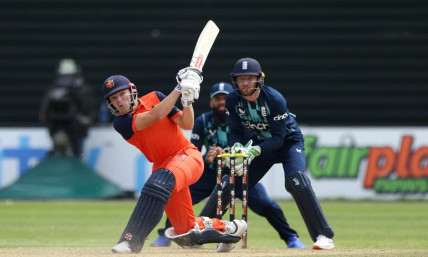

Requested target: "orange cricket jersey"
[{"left": 112, "top": 91, "right": 195, "bottom": 164}]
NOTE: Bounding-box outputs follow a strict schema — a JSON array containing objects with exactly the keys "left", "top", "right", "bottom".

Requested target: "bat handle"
[{"left": 183, "top": 90, "right": 190, "bottom": 97}]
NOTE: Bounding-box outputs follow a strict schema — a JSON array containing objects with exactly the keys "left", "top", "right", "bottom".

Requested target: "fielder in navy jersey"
[
  {"left": 222, "top": 57, "right": 335, "bottom": 250},
  {"left": 151, "top": 82, "right": 305, "bottom": 249}
]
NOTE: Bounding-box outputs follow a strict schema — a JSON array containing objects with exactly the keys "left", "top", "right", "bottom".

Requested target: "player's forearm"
[
  {"left": 179, "top": 106, "right": 194, "bottom": 130},
  {"left": 258, "top": 135, "right": 285, "bottom": 154}
]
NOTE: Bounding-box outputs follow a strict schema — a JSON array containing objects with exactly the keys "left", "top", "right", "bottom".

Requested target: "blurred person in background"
[{"left": 39, "top": 59, "right": 95, "bottom": 157}]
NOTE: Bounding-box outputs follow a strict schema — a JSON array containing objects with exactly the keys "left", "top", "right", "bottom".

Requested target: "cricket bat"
[
  {"left": 182, "top": 20, "right": 220, "bottom": 97},
  {"left": 189, "top": 20, "right": 220, "bottom": 71}
]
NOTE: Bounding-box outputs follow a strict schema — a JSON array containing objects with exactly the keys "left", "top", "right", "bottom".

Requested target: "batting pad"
[{"left": 285, "top": 171, "right": 334, "bottom": 241}]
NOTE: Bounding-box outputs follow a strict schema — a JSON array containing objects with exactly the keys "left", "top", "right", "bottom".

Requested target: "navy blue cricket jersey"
[
  {"left": 226, "top": 86, "right": 303, "bottom": 154},
  {"left": 190, "top": 111, "right": 229, "bottom": 168}
]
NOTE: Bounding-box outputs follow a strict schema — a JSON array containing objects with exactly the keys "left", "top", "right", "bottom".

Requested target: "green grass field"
[{"left": 1, "top": 199, "right": 427, "bottom": 257}]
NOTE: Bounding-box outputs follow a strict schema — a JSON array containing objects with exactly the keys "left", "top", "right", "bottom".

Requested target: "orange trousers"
[{"left": 152, "top": 146, "right": 226, "bottom": 234}]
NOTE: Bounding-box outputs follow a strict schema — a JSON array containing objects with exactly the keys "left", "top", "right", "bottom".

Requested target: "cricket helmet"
[
  {"left": 230, "top": 57, "right": 265, "bottom": 94},
  {"left": 102, "top": 75, "right": 138, "bottom": 116}
]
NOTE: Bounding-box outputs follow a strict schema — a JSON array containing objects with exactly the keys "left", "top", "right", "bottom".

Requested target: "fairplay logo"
[
  {"left": 305, "top": 135, "right": 428, "bottom": 194},
  {"left": 364, "top": 135, "right": 428, "bottom": 193}
]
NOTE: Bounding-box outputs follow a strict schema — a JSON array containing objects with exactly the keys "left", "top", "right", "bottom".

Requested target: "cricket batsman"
[{"left": 102, "top": 68, "right": 247, "bottom": 254}]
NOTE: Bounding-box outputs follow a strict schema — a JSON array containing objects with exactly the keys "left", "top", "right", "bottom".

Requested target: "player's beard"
[
  {"left": 240, "top": 87, "right": 259, "bottom": 97},
  {"left": 212, "top": 106, "right": 227, "bottom": 125}
]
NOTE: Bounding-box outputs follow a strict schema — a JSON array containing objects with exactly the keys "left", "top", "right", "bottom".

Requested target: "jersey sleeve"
[
  {"left": 112, "top": 115, "right": 134, "bottom": 140},
  {"left": 190, "top": 114, "right": 205, "bottom": 152},
  {"left": 258, "top": 91, "right": 288, "bottom": 153}
]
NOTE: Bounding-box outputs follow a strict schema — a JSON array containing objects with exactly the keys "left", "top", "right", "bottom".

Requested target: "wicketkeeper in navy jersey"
[
  {"left": 151, "top": 82, "right": 306, "bottom": 250},
  {"left": 223, "top": 57, "right": 335, "bottom": 250}
]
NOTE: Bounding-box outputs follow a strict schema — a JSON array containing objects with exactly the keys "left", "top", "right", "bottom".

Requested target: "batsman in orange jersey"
[{"left": 102, "top": 67, "right": 247, "bottom": 254}]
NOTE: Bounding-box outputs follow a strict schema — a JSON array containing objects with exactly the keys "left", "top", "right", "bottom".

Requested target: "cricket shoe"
[
  {"left": 287, "top": 236, "right": 306, "bottom": 248},
  {"left": 217, "top": 220, "right": 247, "bottom": 253},
  {"left": 313, "top": 235, "right": 334, "bottom": 250},
  {"left": 111, "top": 241, "right": 132, "bottom": 254},
  {"left": 150, "top": 235, "right": 171, "bottom": 247}
]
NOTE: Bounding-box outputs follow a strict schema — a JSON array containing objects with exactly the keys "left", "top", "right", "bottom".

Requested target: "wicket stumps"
[{"left": 216, "top": 153, "right": 248, "bottom": 248}]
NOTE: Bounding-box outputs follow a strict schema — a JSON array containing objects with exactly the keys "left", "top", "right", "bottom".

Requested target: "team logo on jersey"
[
  {"left": 244, "top": 120, "right": 269, "bottom": 131},
  {"left": 261, "top": 106, "right": 267, "bottom": 117},
  {"left": 191, "top": 133, "right": 200, "bottom": 140},
  {"left": 106, "top": 79, "right": 115, "bottom": 88},
  {"left": 238, "top": 108, "right": 246, "bottom": 115},
  {"left": 208, "top": 129, "right": 216, "bottom": 137}
]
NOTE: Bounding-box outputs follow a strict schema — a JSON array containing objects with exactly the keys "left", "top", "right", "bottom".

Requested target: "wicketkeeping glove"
[
  {"left": 231, "top": 142, "right": 244, "bottom": 154},
  {"left": 243, "top": 140, "right": 261, "bottom": 164},
  {"left": 180, "top": 78, "right": 200, "bottom": 107},
  {"left": 224, "top": 142, "right": 243, "bottom": 175},
  {"left": 176, "top": 67, "right": 203, "bottom": 84},
  {"left": 232, "top": 140, "right": 261, "bottom": 176}
]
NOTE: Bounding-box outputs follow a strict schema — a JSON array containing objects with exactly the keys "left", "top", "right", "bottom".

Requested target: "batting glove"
[
  {"left": 180, "top": 78, "right": 200, "bottom": 107},
  {"left": 176, "top": 67, "right": 203, "bottom": 84}
]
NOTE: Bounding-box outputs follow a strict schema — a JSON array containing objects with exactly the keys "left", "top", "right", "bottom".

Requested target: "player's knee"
[
  {"left": 141, "top": 168, "right": 176, "bottom": 203},
  {"left": 285, "top": 171, "right": 311, "bottom": 193}
]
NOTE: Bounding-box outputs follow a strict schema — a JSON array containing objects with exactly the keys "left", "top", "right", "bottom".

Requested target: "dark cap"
[
  {"left": 210, "top": 82, "right": 234, "bottom": 99},
  {"left": 102, "top": 75, "right": 132, "bottom": 99}
]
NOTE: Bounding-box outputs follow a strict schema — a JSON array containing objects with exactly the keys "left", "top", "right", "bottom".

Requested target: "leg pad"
[
  {"left": 285, "top": 171, "right": 334, "bottom": 241},
  {"left": 118, "top": 168, "right": 175, "bottom": 252}
]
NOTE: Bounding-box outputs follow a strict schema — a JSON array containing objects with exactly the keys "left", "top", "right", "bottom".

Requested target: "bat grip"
[{"left": 183, "top": 90, "right": 190, "bottom": 97}]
